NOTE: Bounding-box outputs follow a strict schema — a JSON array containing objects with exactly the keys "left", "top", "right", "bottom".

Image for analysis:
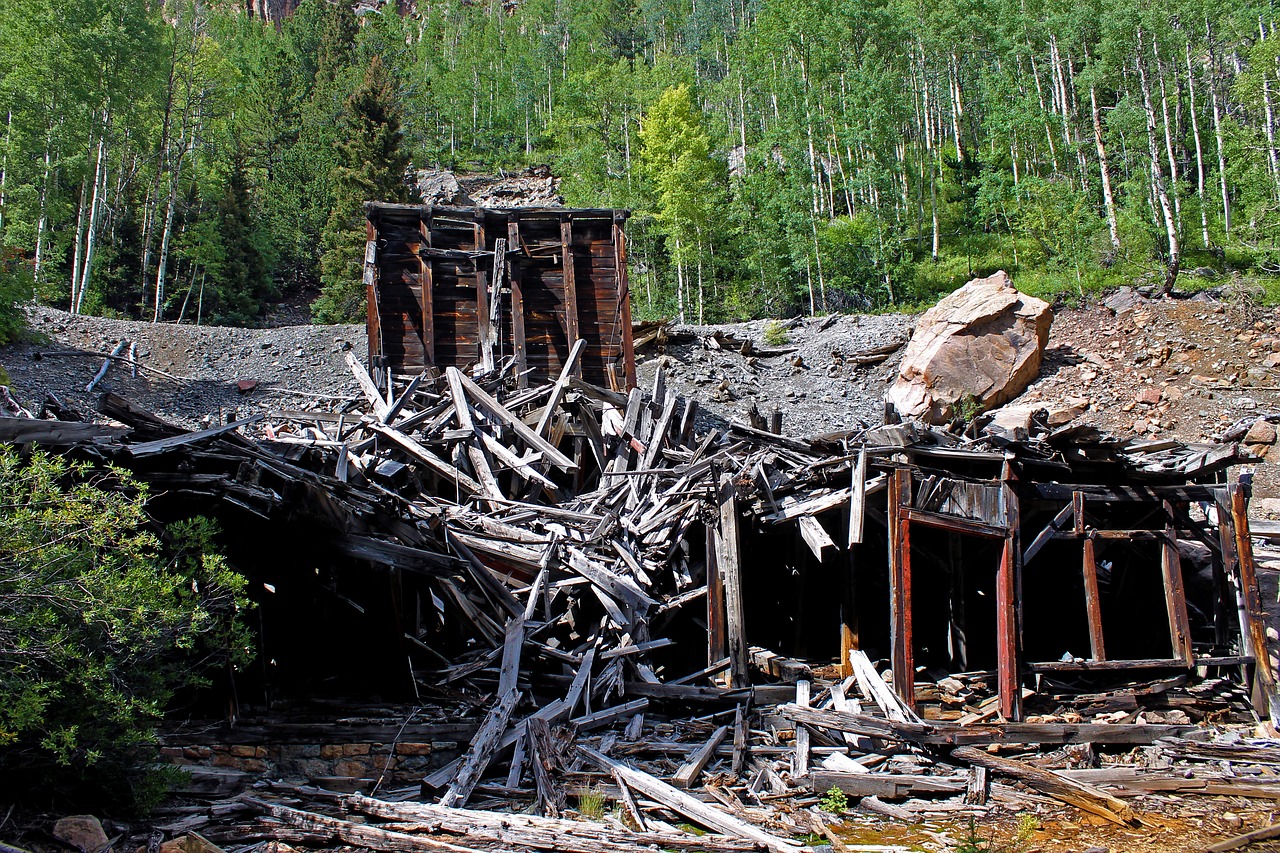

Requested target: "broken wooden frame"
[{"left": 365, "top": 203, "right": 636, "bottom": 393}]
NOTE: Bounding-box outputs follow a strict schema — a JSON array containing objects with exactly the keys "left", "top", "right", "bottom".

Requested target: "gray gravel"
[{"left": 636, "top": 313, "right": 914, "bottom": 437}]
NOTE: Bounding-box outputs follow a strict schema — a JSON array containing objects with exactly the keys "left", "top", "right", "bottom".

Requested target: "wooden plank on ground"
[
  {"left": 949, "top": 746, "right": 1140, "bottom": 826},
  {"left": 672, "top": 725, "right": 729, "bottom": 788}
]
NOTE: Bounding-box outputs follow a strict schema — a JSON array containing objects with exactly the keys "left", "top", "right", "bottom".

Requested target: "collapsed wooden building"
[
  {"left": 3, "top": 206, "right": 1279, "bottom": 844},
  {"left": 363, "top": 202, "right": 636, "bottom": 392},
  {"left": 3, "top": 321, "right": 1278, "bottom": 845}
]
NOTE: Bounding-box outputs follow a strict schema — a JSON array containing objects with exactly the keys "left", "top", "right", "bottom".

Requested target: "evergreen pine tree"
[{"left": 313, "top": 56, "right": 409, "bottom": 323}]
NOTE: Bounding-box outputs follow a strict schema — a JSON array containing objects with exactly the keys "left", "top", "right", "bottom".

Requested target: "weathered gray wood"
[
  {"left": 793, "top": 678, "right": 811, "bottom": 779},
  {"left": 86, "top": 339, "right": 129, "bottom": 393},
  {"left": 535, "top": 338, "right": 586, "bottom": 438},
  {"left": 950, "top": 746, "right": 1140, "bottom": 826},
  {"left": 346, "top": 351, "right": 390, "bottom": 420},
  {"left": 577, "top": 747, "right": 802, "bottom": 853},
  {"left": 439, "top": 687, "right": 520, "bottom": 808},
  {"left": 1208, "top": 822, "right": 1280, "bottom": 853},
  {"left": 810, "top": 771, "right": 966, "bottom": 799},
  {"left": 848, "top": 447, "right": 867, "bottom": 546},
  {"left": 672, "top": 724, "right": 729, "bottom": 788},
  {"left": 716, "top": 474, "right": 750, "bottom": 690},
  {"left": 452, "top": 368, "right": 577, "bottom": 470},
  {"left": 127, "top": 414, "right": 264, "bottom": 457}
]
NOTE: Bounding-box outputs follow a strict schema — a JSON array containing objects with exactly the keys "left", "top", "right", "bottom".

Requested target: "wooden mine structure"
[{"left": 364, "top": 203, "right": 636, "bottom": 391}]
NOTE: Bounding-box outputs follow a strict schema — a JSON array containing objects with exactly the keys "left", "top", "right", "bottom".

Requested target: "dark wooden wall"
[{"left": 365, "top": 203, "right": 636, "bottom": 390}]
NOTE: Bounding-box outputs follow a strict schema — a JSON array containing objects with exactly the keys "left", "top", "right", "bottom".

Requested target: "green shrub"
[
  {"left": 0, "top": 448, "right": 253, "bottom": 813},
  {"left": 763, "top": 320, "right": 790, "bottom": 346},
  {"left": 0, "top": 249, "right": 33, "bottom": 345},
  {"left": 818, "top": 785, "right": 848, "bottom": 814}
]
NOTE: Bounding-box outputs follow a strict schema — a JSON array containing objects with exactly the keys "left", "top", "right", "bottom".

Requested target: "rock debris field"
[{"left": 3, "top": 289, "right": 1280, "bottom": 498}]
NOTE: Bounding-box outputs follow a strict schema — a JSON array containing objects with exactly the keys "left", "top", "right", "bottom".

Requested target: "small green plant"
[
  {"left": 818, "top": 785, "right": 848, "bottom": 814},
  {"left": 953, "top": 814, "right": 1040, "bottom": 853},
  {"left": 576, "top": 784, "right": 607, "bottom": 819},
  {"left": 954, "top": 393, "right": 984, "bottom": 425},
  {"left": 763, "top": 319, "right": 790, "bottom": 346}
]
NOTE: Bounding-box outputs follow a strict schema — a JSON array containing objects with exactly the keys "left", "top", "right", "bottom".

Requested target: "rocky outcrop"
[
  {"left": 53, "top": 816, "right": 110, "bottom": 853},
  {"left": 886, "top": 271, "right": 1052, "bottom": 424},
  {"left": 415, "top": 166, "right": 562, "bottom": 209}
]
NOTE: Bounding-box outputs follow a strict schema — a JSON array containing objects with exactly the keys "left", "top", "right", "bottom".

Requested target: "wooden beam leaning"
[
  {"left": 1021, "top": 500, "right": 1075, "bottom": 565},
  {"left": 672, "top": 724, "right": 729, "bottom": 788},
  {"left": 560, "top": 215, "right": 581, "bottom": 365},
  {"left": 949, "top": 746, "right": 1140, "bottom": 827},
  {"left": 535, "top": 338, "right": 587, "bottom": 439},
  {"left": 438, "top": 687, "right": 520, "bottom": 808},
  {"left": 1161, "top": 499, "right": 1194, "bottom": 664},
  {"left": 346, "top": 351, "right": 390, "bottom": 421},
  {"left": 419, "top": 211, "right": 435, "bottom": 367},
  {"left": 507, "top": 216, "right": 527, "bottom": 385},
  {"left": 716, "top": 474, "right": 750, "bottom": 689},
  {"left": 848, "top": 446, "right": 867, "bottom": 547},
  {"left": 1229, "top": 480, "right": 1280, "bottom": 721},
  {"left": 613, "top": 215, "right": 637, "bottom": 391},
  {"left": 451, "top": 369, "right": 577, "bottom": 471},
  {"left": 577, "top": 747, "right": 802, "bottom": 853}
]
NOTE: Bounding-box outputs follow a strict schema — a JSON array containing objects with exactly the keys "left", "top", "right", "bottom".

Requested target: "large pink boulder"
[{"left": 886, "top": 272, "right": 1052, "bottom": 424}]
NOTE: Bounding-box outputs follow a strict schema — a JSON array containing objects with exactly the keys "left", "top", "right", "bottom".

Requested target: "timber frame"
[
  {"left": 736, "top": 426, "right": 1277, "bottom": 724},
  {"left": 364, "top": 203, "right": 637, "bottom": 392}
]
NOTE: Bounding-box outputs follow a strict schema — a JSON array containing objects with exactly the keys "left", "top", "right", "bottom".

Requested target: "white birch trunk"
[
  {"left": 1138, "top": 32, "right": 1181, "bottom": 293},
  {"left": 1209, "top": 60, "right": 1231, "bottom": 237},
  {"left": 75, "top": 135, "right": 108, "bottom": 315},
  {"left": 1091, "top": 87, "right": 1121, "bottom": 250},
  {"left": 1185, "top": 42, "right": 1210, "bottom": 248},
  {"left": 153, "top": 187, "right": 178, "bottom": 322}
]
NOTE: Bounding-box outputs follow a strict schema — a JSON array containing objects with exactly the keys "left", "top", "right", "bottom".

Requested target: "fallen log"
[{"left": 949, "top": 746, "right": 1140, "bottom": 826}]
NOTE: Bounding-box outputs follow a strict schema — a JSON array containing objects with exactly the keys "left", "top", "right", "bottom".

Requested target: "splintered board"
[{"left": 366, "top": 203, "right": 635, "bottom": 390}]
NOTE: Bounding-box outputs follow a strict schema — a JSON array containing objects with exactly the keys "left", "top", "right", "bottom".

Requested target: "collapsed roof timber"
[{"left": 0, "top": 203, "right": 1275, "bottom": 844}]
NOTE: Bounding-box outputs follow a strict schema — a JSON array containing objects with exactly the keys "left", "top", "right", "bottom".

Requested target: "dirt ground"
[{"left": 3, "top": 288, "right": 1278, "bottom": 501}]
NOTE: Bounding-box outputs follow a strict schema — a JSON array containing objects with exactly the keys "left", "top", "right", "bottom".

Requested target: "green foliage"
[
  {"left": 818, "top": 785, "right": 848, "bottom": 814},
  {"left": 314, "top": 56, "right": 410, "bottom": 323},
  {"left": 575, "top": 784, "right": 608, "bottom": 819},
  {"left": 954, "top": 815, "right": 1040, "bottom": 853},
  {"left": 3, "top": 0, "right": 1280, "bottom": 326},
  {"left": 0, "top": 250, "right": 33, "bottom": 345},
  {"left": 0, "top": 447, "right": 253, "bottom": 812},
  {"left": 763, "top": 320, "right": 790, "bottom": 346}
]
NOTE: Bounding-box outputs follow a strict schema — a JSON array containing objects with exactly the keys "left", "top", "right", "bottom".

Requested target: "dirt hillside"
[{"left": 2, "top": 290, "right": 1276, "bottom": 500}]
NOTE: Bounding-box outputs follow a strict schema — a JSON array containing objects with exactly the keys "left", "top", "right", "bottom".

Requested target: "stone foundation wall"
[{"left": 161, "top": 740, "right": 460, "bottom": 792}]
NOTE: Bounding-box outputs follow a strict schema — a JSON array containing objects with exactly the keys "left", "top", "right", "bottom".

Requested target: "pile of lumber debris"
[{"left": 1, "top": 345, "right": 1275, "bottom": 852}]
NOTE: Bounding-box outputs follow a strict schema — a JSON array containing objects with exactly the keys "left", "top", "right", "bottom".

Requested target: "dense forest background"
[{"left": 2, "top": 0, "right": 1280, "bottom": 326}]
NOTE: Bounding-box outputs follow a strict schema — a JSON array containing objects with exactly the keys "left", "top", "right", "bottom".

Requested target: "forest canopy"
[{"left": 1, "top": 0, "right": 1280, "bottom": 325}]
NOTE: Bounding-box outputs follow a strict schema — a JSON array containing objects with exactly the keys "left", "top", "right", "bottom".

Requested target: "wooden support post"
[
  {"left": 507, "top": 216, "right": 527, "bottom": 385},
  {"left": 418, "top": 212, "right": 435, "bottom": 367},
  {"left": 365, "top": 217, "right": 382, "bottom": 373},
  {"left": 717, "top": 474, "right": 750, "bottom": 690},
  {"left": 794, "top": 678, "right": 811, "bottom": 779},
  {"left": 1230, "top": 480, "right": 1279, "bottom": 721},
  {"left": 473, "top": 218, "right": 493, "bottom": 372},
  {"left": 613, "top": 215, "right": 637, "bottom": 391},
  {"left": 560, "top": 215, "right": 581, "bottom": 365},
  {"left": 1162, "top": 499, "right": 1195, "bottom": 664},
  {"left": 1082, "top": 538, "right": 1107, "bottom": 662},
  {"left": 997, "top": 462, "right": 1021, "bottom": 721},
  {"left": 706, "top": 525, "right": 727, "bottom": 673},
  {"left": 888, "top": 468, "right": 914, "bottom": 709},
  {"left": 839, "top": 544, "right": 858, "bottom": 679}
]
